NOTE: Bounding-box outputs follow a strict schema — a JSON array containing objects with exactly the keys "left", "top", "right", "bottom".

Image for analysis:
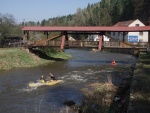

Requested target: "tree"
[
  {"left": 120, "top": 0, "right": 134, "bottom": 21},
  {"left": 37, "top": 21, "right": 40, "bottom": 26},
  {"left": 0, "top": 13, "right": 17, "bottom": 39},
  {"left": 133, "top": 0, "right": 150, "bottom": 25},
  {"left": 41, "top": 19, "right": 46, "bottom": 26},
  {"left": 99, "top": 0, "right": 112, "bottom": 26},
  {"left": 109, "top": 0, "right": 124, "bottom": 24},
  {"left": 74, "top": 8, "right": 86, "bottom": 26}
]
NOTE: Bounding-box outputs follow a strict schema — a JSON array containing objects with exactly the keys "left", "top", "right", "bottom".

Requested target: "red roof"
[
  {"left": 114, "top": 20, "right": 135, "bottom": 27},
  {"left": 22, "top": 26, "right": 150, "bottom": 32}
]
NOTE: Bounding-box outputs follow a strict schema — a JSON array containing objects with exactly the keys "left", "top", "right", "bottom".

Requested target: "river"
[{"left": 0, "top": 49, "right": 137, "bottom": 113}]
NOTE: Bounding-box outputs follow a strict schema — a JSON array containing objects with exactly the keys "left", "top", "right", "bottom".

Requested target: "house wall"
[
  {"left": 87, "top": 35, "right": 110, "bottom": 41},
  {"left": 111, "top": 19, "right": 149, "bottom": 42},
  {"left": 111, "top": 32, "right": 125, "bottom": 41},
  {"left": 129, "top": 20, "right": 148, "bottom": 42},
  {"left": 87, "top": 35, "right": 99, "bottom": 41},
  {"left": 103, "top": 35, "right": 110, "bottom": 41}
]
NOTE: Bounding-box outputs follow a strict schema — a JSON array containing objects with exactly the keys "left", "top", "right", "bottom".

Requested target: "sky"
[{"left": 0, "top": 0, "right": 100, "bottom": 23}]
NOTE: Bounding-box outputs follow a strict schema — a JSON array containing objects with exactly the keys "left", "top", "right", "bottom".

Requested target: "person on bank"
[
  {"left": 49, "top": 73, "right": 56, "bottom": 81},
  {"left": 40, "top": 75, "right": 46, "bottom": 83}
]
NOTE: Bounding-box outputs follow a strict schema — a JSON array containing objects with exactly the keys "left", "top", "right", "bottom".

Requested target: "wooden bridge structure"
[{"left": 22, "top": 26, "right": 150, "bottom": 51}]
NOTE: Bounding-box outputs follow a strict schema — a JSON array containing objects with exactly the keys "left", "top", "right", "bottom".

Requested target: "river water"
[{"left": 0, "top": 49, "right": 137, "bottom": 113}]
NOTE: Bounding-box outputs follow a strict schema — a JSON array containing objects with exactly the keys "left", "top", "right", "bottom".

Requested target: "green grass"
[
  {"left": 128, "top": 52, "right": 150, "bottom": 113},
  {"left": 0, "top": 48, "right": 72, "bottom": 70},
  {"left": 40, "top": 48, "right": 72, "bottom": 60},
  {"left": 80, "top": 83, "right": 117, "bottom": 113},
  {"left": 0, "top": 48, "right": 52, "bottom": 70}
]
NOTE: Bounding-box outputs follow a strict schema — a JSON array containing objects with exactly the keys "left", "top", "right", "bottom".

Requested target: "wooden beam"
[
  {"left": 98, "top": 33, "right": 103, "bottom": 50},
  {"left": 60, "top": 34, "right": 65, "bottom": 50}
]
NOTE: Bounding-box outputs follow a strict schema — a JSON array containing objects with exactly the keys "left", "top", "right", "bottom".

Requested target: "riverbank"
[
  {"left": 128, "top": 52, "right": 150, "bottom": 113},
  {"left": 66, "top": 65, "right": 134, "bottom": 113},
  {"left": 78, "top": 52, "right": 150, "bottom": 113},
  {"left": 0, "top": 48, "right": 72, "bottom": 70}
]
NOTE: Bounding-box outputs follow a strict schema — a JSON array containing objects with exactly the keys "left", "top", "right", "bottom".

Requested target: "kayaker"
[
  {"left": 40, "top": 75, "right": 46, "bottom": 83},
  {"left": 49, "top": 73, "right": 56, "bottom": 81},
  {"left": 111, "top": 60, "right": 116, "bottom": 65}
]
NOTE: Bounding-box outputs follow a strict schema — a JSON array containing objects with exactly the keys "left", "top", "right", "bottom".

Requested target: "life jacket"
[
  {"left": 41, "top": 79, "right": 45, "bottom": 83},
  {"left": 111, "top": 61, "right": 116, "bottom": 65}
]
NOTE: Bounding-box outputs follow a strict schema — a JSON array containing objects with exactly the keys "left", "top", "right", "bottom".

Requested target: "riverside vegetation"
[
  {"left": 128, "top": 52, "right": 150, "bottom": 113},
  {"left": 78, "top": 52, "right": 150, "bottom": 113},
  {"left": 0, "top": 48, "right": 72, "bottom": 70}
]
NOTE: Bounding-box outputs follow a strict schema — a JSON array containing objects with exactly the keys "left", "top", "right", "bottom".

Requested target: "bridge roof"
[{"left": 22, "top": 26, "right": 150, "bottom": 32}]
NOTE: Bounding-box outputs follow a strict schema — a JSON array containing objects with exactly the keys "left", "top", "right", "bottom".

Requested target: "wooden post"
[
  {"left": 122, "top": 32, "right": 128, "bottom": 48},
  {"left": 24, "top": 31, "right": 30, "bottom": 45},
  {"left": 65, "top": 31, "right": 69, "bottom": 49},
  {"left": 98, "top": 33, "right": 103, "bottom": 51},
  {"left": 27, "top": 31, "right": 29, "bottom": 40},
  {"left": 122, "top": 32, "right": 125, "bottom": 48},
  {"left": 46, "top": 32, "right": 48, "bottom": 39},
  {"left": 148, "top": 31, "right": 150, "bottom": 47},
  {"left": 60, "top": 34, "right": 65, "bottom": 50}
]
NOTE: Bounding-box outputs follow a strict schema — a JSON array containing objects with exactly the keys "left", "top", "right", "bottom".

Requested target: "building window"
[
  {"left": 139, "top": 32, "right": 143, "bottom": 36},
  {"left": 135, "top": 24, "right": 139, "bottom": 26},
  {"left": 113, "top": 32, "right": 115, "bottom": 36},
  {"left": 139, "top": 39, "right": 143, "bottom": 42}
]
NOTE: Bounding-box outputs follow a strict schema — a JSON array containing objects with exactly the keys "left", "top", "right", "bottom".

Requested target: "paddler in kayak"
[
  {"left": 40, "top": 75, "right": 46, "bottom": 83},
  {"left": 111, "top": 60, "right": 117, "bottom": 65},
  {"left": 49, "top": 73, "right": 56, "bottom": 81}
]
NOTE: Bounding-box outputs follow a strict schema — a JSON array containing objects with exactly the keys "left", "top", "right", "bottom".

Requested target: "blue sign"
[{"left": 128, "top": 36, "right": 138, "bottom": 42}]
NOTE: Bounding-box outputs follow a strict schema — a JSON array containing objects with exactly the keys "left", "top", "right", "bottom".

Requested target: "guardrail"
[
  {"left": 23, "top": 40, "right": 149, "bottom": 52},
  {"left": 47, "top": 40, "right": 99, "bottom": 48},
  {"left": 46, "top": 41, "right": 149, "bottom": 48}
]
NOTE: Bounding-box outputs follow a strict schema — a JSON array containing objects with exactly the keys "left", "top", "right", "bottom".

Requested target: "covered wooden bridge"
[{"left": 22, "top": 26, "right": 150, "bottom": 50}]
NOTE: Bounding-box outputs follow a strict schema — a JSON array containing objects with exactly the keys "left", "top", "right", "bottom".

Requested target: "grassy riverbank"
[
  {"left": 128, "top": 52, "right": 150, "bottom": 113},
  {"left": 0, "top": 48, "right": 71, "bottom": 70}
]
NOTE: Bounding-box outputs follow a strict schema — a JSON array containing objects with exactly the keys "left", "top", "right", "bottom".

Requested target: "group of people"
[{"left": 40, "top": 72, "right": 56, "bottom": 83}]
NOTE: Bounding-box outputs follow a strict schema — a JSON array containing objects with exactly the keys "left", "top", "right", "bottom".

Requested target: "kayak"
[
  {"left": 111, "top": 63, "right": 117, "bottom": 65},
  {"left": 28, "top": 80, "right": 63, "bottom": 88}
]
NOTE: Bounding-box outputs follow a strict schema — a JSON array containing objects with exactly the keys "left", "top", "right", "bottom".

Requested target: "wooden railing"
[
  {"left": 29, "top": 40, "right": 149, "bottom": 49},
  {"left": 46, "top": 40, "right": 99, "bottom": 48},
  {"left": 128, "top": 42, "right": 149, "bottom": 48}
]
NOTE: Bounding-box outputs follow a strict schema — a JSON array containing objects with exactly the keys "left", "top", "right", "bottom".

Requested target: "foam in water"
[{"left": 18, "top": 86, "right": 37, "bottom": 92}]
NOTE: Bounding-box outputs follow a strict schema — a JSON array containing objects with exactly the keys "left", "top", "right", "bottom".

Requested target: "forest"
[
  {"left": 0, "top": 0, "right": 150, "bottom": 39},
  {"left": 37, "top": 0, "right": 150, "bottom": 26}
]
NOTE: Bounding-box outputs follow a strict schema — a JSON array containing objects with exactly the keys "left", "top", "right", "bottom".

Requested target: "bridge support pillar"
[
  {"left": 122, "top": 32, "right": 127, "bottom": 47},
  {"left": 148, "top": 31, "right": 150, "bottom": 45},
  {"left": 98, "top": 34, "right": 103, "bottom": 51},
  {"left": 60, "top": 34, "right": 65, "bottom": 50},
  {"left": 65, "top": 31, "right": 69, "bottom": 49}
]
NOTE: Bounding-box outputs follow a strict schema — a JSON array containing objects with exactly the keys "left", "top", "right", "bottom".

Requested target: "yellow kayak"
[{"left": 28, "top": 80, "right": 63, "bottom": 88}]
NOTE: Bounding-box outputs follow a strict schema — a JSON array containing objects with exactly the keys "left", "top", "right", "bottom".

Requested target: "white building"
[
  {"left": 87, "top": 35, "right": 110, "bottom": 41},
  {"left": 68, "top": 36, "right": 76, "bottom": 41},
  {"left": 111, "top": 19, "right": 149, "bottom": 42}
]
